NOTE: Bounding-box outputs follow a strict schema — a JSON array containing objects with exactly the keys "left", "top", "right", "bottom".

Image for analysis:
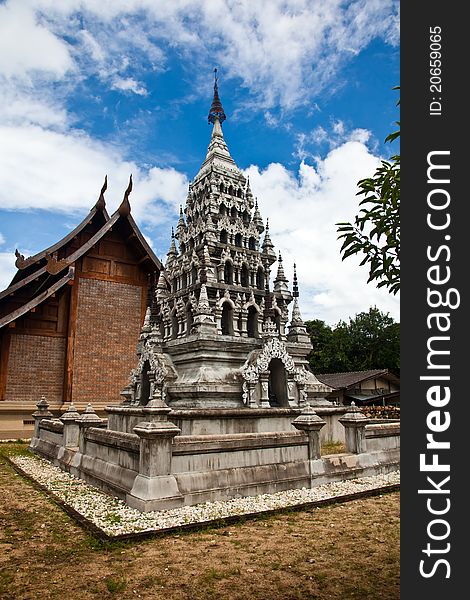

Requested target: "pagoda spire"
[
  {"left": 274, "top": 251, "right": 290, "bottom": 299},
  {"left": 176, "top": 205, "right": 186, "bottom": 237},
  {"left": 165, "top": 227, "right": 177, "bottom": 268},
  {"left": 262, "top": 218, "right": 276, "bottom": 264},
  {"left": 208, "top": 68, "right": 226, "bottom": 125},
  {"left": 253, "top": 198, "right": 264, "bottom": 233},
  {"left": 195, "top": 69, "right": 235, "bottom": 177}
]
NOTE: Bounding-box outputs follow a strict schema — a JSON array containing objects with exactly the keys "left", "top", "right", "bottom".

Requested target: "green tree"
[
  {"left": 306, "top": 307, "right": 400, "bottom": 374},
  {"left": 305, "top": 319, "right": 350, "bottom": 373},
  {"left": 346, "top": 307, "right": 400, "bottom": 373},
  {"left": 337, "top": 89, "right": 400, "bottom": 294}
]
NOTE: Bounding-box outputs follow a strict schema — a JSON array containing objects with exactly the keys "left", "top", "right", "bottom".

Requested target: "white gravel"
[{"left": 10, "top": 454, "right": 399, "bottom": 537}]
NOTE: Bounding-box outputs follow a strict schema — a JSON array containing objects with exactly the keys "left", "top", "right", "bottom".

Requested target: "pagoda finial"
[
  {"left": 293, "top": 263, "right": 299, "bottom": 298},
  {"left": 118, "top": 175, "right": 132, "bottom": 216},
  {"left": 95, "top": 175, "right": 107, "bottom": 211},
  {"left": 287, "top": 262, "right": 310, "bottom": 343},
  {"left": 208, "top": 68, "right": 226, "bottom": 125}
]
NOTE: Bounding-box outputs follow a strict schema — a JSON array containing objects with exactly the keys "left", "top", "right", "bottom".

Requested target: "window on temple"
[
  {"left": 220, "top": 230, "right": 228, "bottom": 244},
  {"left": 234, "top": 233, "right": 242, "bottom": 247},
  {"left": 248, "top": 236, "right": 256, "bottom": 250}
]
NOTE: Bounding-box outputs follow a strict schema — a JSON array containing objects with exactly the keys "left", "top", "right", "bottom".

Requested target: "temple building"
[{"left": 0, "top": 178, "right": 162, "bottom": 439}]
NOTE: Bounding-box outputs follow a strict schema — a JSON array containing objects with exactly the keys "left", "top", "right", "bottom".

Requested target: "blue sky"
[{"left": 0, "top": 0, "right": 400, "bottom": 325}]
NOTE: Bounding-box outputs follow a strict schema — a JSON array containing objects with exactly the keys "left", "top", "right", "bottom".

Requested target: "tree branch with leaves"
[{"left": 337, "top": 89, "right": 400, "bottom": 295}]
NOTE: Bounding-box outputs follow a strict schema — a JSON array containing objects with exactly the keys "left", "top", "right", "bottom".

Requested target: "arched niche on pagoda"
[
  {"left": 221, "top": 302, "right": 234, "bottom": 335},
  {"left": 268, "top": 358, "right": 288, "bottom": 407},
  {"left": 224, "top": 261, "right": 233, "bottom": 284},
  {"left": 171, "top": 309, "right": 178, "bottom": 340},
  {"left": 240, "top": 263, "right": 249, "bottom": 287},
  {"left": 247, "top": 305, "right": 259, "bottom": 338},
  {"left": 256, "top": 266, "right": 264, "bottom": 290}
]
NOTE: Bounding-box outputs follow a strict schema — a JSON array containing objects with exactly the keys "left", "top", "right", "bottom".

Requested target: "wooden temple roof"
[
  {"left": 0, "top": 179, "right": 163, "bottom": 330},
  {"left": 10, "top": 196, "right": 109, "bottom": 286}
]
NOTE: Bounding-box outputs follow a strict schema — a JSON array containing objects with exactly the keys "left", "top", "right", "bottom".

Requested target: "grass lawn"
[{"left": 0, "top": 442, "right": 399, "bottom": 600}]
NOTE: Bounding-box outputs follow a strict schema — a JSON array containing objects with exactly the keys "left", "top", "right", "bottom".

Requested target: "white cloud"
[
  {"left": 0, "top": 83, "right": 68, "bottom": 129},
  {"left": 0, "top": 123, "right": 188, "bottom": 221},
  {"left": 111, "top": 76, "right": 148, "bottom": 96},
  {"left": 0, "top": 0, "right": 399, "bottom": 111},
  {"left": 0, "top": 2, "right": 73, "bottom": 79},
  {"left": 0, "top": 252, "right": 16, "bottom": 291},
  {"left": 245, "top": 140, "right": 400, "bottom": 325},
  {"left": 294, "top": 121, "right": 373, "bottom": 161}
]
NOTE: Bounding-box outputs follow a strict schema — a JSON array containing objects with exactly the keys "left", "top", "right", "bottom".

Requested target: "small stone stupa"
[{"left": 121, "top": 70, "right": 331, "bottom": 410}]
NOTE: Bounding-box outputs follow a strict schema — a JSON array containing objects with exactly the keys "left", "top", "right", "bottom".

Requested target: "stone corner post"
[
  {"left": 127, "top": 400, "right": 184, "bottom": 512},
  {"left": 339, "top": 402, "right": 368, "bottom": 454},
  {"left": 292, "top": 405, "right": 326, "bottom": 461},
  {"left": 60, "top": 403, "right": 81, "bottom": 448},
  {"left": 78, "top": 403, "right": 104, "bottom": 454},
  {"left": 30, "top": 396, "right": 53, "bottom": 449}
]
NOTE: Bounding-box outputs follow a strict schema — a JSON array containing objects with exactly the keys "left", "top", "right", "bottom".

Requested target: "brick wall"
[
  {"left": 72, "top": 278, "right": 143, "bottom": 406},
  {"left": 5, "top": 334, "right": 66, "bottom": 405}
]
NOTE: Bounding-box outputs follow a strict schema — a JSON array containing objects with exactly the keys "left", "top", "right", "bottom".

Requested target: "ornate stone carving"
[{"left": 240, "top": 338, "right": 307, "bottom": 405}]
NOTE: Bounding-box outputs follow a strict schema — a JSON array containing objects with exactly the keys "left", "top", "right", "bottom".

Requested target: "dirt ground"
[{"left": 0, "top": 444, "right": 399, "bottom": 600}]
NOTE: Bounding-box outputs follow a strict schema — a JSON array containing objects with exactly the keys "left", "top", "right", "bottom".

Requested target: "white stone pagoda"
[{"left": 122, "top": 70, "right": 331, "bottom": 410}]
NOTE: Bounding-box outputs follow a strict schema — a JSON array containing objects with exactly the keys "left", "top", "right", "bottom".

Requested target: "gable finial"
[
  {"left": 95, "top": 175, "right": 107, "bottom": 211},
  {"left": 118, "top": 174, "right": 132, "bottom": 216}
]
